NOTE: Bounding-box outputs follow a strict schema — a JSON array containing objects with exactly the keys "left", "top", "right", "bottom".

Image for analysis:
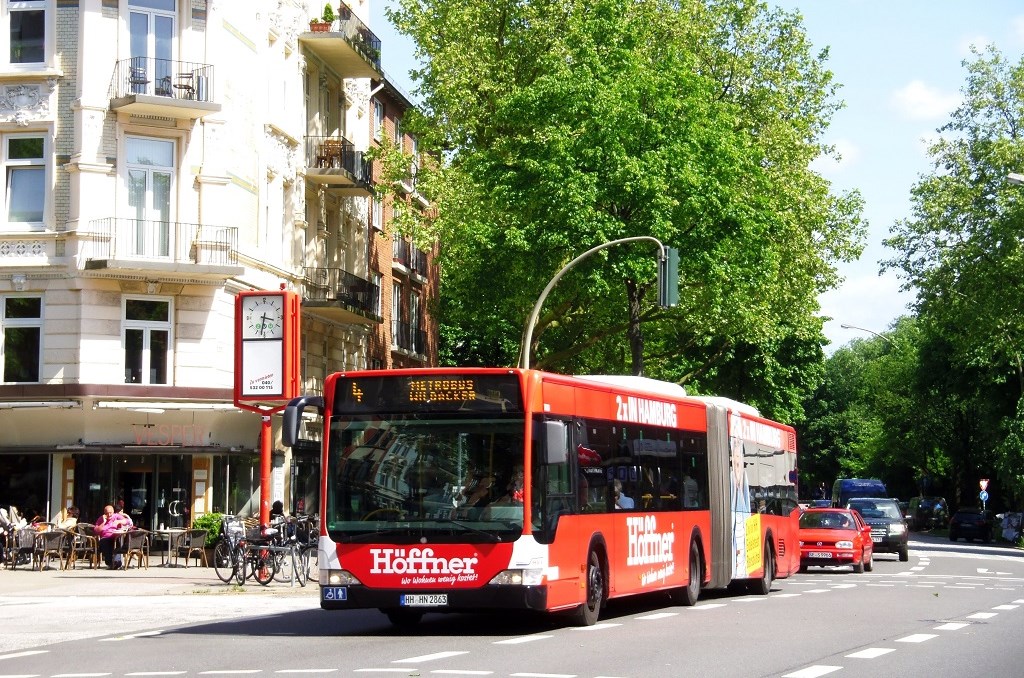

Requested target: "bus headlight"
[
  {"left": 836, "top": 541, "right": 853, "bottom": 549},
  {"left": 489, "top": 569, "right": 544, "bottom": 586},
  {"left": 325, "top": 569, "right": 361, "bottom": 585}
]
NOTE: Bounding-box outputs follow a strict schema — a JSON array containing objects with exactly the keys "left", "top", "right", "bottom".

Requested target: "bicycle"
[{"left": 212, "top": 515, "right": 247, "bottom": 585}]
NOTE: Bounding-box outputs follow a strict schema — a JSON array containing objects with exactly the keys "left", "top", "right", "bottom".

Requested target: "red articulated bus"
[{"left": 282, "top": 368, "right": 800, "bottom": 627}]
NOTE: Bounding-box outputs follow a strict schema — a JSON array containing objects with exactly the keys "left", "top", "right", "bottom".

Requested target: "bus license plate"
[
  {"left": 322, "top": 586, "right": 348, "bottom": 601},
  {"left": 808, "top": 552, "right": 832, "bottom": 558},
  {"left": 402, "top": 594, "right": 447, "bottom": 607}
]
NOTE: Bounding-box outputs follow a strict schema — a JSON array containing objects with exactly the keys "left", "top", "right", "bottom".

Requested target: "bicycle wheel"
[
  {"left": 253, "top": 548, "right": 276, "bottom": 586},
  {"left": 273, "top": 548, "right": 293, "bottom": 583},
  {"left": 233, "top": 545, "right": 246, "bottom": 585},
  {"left": 213, "top": 540, "right": 235, "bottom": 583},
  {"left": 292, "top": 546, "right": 308, "bottom": 587}
]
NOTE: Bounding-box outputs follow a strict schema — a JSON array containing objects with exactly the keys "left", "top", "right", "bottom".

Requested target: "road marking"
[
  {"left": 781, "top": 666, "right": 842, "bottom": 677},
  {"left": 636, "top": 612, "right": 680, "bottom": 619},
  {"left": 831, "top": 584, "right": 857, "bottom": 589},
  {"left": 992, "top": 604, "right": 1018, "bottom": 610},
  {"left": 276, "top": 672, "right": 338, "bottom": 674},
  {"left": 53, "top": 674, "right": 112, "bottom": 677},
  {"left": 510, "top": 674, "right": 577, "bottom": 678},
  {"left": 0, "top": 675, "right": 39, "bottom": 678},
  {"left": 735, "top": 597, "right": 768, "bottom": 602},
  {"left": 687, "top": 603, "right": 727, "bottom": 610},
  {"left": 804, "top": 589, "right": 829, "bottom": 594},
  {"left": 430, "top": 672, "right": 494, "bottom": 676},
  {"left": 910, "top": 566, "right": 925, "bottom": 571},
  {"left": 967, "top": 612, "right": 997, "bottom": 619},
  {"left": 126, "top": 674, "right": 187, "bottom": 676},
  {"left": 934, "top": 622, "right": 969, "bottom": 631},
  {"left": 199, "top": 673, "right": 261, "bottom": 675},
  {"left": 570, "top": 623, "right": 622, "bottom": 630},
  {"left": 0, "top": 652, "right": 47, "bottom": 662},
  {"left": 908, "top": 584, "right": 935, "bottom": 588},
  {"left": 774, "top": 593, "right": 801, "bottom": 598},
  {"left": 846, "top": 648, "right": 895, "bottom": 659},
  {"left": 945, "top": 586, "right": 976, "bottom": 590},
  {"left": 494, "top": 636, "right": 553, "bottom": 645},
  {"left": 896, "top": 634, "right": 937, "bottom": 643},
  {"left": 866, "top": 584, "right": 895, "bottom": 587},
  {"left": 354, "top": 671, "right": 415, "bottom": 674},
  {"left": 394, "top": 652, "right": 468, "bottom": 663}
]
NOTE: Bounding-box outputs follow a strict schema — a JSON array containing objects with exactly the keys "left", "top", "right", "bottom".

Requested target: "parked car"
[
  {"left": 948, "top": 509, "right": 995, "bottom": 543},
  {"left": 846, "top": 497, "right": 909, "bottom": 561},
  {"left": 798, "top": 508, "right": 874, "bottom": 573},
  {"left": 908, "top": 496, "right": 948, "bottom": 530}
]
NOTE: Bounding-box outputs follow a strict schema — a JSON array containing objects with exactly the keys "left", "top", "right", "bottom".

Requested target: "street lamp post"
[{"left": 839, "top": 323, "right": 893, "bottom": 346}]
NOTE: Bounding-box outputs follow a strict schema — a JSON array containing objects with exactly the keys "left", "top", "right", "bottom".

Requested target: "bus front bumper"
[{"left": 320, "top": 584, "right": 549, "bottom": 612}]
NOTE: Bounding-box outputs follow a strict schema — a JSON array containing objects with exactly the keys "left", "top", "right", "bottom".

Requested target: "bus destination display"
[{"left": 334, "top": 375, "right": 522, "bottom": 414}]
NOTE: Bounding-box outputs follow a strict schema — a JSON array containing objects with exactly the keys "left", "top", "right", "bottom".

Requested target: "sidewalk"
[{"left": 0, "top": 562, "right": 319, "bottom": 597}]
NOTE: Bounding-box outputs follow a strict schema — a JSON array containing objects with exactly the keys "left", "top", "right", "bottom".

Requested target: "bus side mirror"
[
  {"left": 543, "top": 420, "right": 568, "bottom": 465},
  {"left": 282, "top": 395, "right": 324, "bottom": 447}
]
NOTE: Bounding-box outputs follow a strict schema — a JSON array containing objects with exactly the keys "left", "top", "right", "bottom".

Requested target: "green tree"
[
  {"left": 885, "top": 45, "right": 1024, "bottom": 508},
  {"left": 384, "top": 0, "right": 864, "bottom": 420}
]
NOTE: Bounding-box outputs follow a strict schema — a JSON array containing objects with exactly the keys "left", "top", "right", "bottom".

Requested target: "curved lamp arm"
[{"left": 519, "top": 236, "right": 666, "bottom": 370}]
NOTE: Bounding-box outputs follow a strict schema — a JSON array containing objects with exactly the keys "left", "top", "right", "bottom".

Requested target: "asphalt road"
[{"left": 2, "top": 532, "right": 1022, "bottom": 678}]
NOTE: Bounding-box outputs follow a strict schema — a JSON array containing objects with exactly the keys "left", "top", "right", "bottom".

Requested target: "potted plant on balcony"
[
  {"left": 309, "top": 16, "right": 330, "bottom": 32},
  {"left": 322, "top": 3, "right": 336, "bottom": 26}
]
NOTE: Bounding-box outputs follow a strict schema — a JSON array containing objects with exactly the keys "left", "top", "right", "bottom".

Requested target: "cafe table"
[{"left": 151, "top": 527, "right": 187, "bottom": 566}]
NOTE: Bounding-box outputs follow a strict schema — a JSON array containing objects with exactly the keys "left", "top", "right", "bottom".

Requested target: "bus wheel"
[
  {"left": 573, "top": 549, "right": 604, "bottom": 626},
  {"left": 751, "top": 543, "right": 773, "bottom": 595},
  {"left": 669, "top": 540, "right": 701, "bottom": 606},
  {"left": 384, "top": 608, "right": 424, "bottom": 628}
]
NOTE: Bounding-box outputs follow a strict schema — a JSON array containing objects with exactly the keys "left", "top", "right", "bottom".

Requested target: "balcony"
[
  {"left": 391, "top": 319, "right": 427, "bottom": 357},
  {"left": 301, "top": 267, "right": 380, "bottom": 326},
  {"left": 79, "top": 218, "right": 243, "bottom": 279},
  {"left": 392, "top": 237, "right": 429, "bottom": 283},
  {"left": 109, "top": 57, "right": 221, "bottom": 119},
  {"left": 305, "top": 136, "right": 373, "bottom": 195},
  {"left": 300, "top": 9, "right": 382, "bottom": 79}
]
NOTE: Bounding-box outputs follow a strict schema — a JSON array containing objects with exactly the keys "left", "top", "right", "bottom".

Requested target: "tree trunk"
[{"left": 626, "top": 279, "right": 644, "bottom": 376}]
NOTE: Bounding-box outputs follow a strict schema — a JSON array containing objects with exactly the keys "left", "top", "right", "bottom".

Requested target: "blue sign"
[{"left": 979, "top": 490, "right": 989, "bottom": 502}]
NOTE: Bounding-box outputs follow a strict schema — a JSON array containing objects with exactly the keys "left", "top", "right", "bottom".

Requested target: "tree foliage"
[{"left": 384, "top": 0, "right": 865, "bottom": 421}]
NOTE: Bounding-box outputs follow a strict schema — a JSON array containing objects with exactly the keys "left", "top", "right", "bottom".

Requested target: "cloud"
[
  {"left": 810, "top": 138, "right": 861, "bottom": 176},
  {"left": 890, "top": 80, "right": 961, "bottom": 121},
  {"left": 1013, "top": 16, "right": 1024, "bottom": 45}
]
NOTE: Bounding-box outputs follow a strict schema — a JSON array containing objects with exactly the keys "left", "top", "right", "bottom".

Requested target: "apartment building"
[{"left": 0, "top": 0, "right": 438, "bottom": 530}]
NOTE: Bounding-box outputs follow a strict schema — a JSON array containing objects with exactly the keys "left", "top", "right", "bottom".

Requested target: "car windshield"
[
  {"left": 800, "top": 511, "right": 853, "bottom": 529},
  {"left": 956, "top": 512, "right": 985, "bottom": 523},
  {"left": 848, "top": 500, "right": 902, "bottom": 520}
]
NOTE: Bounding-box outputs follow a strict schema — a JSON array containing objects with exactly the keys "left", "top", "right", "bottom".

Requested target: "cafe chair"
[
  {"left": 33, "top": 529, "right": 69, "bottom": 571},
  {"left": 118, "top": 529, "right": 151, "bottom": 570},
  {"left": 65, "top": 523, "right": 99, "bottom": 570},
  {"left": 172, "top": 528, "right": 208, "bottom": 568},
  {"left": 7, "top": 528, "right": 36, "bottom": 570}
]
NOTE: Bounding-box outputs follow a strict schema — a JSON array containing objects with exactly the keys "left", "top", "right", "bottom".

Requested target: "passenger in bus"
[
  {"left": 482, "top": 466, "right": 525, "bottom": 521},
  {"left": 578, "top": 474, "right": 591, "bottom": 511},
  {"left": 613, "top": 480, "right": 634, "bottom": 509},
  {"left": 682, "top": 473, "right": 699, "bottom": 508}
]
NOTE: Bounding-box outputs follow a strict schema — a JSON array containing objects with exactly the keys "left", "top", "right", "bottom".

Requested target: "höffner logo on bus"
[
  {"left": 370, "top": 547, "right": 478, "bottom": 575},
  {"left": 615, "top": 395, "right": 677, "bottom": 427}
]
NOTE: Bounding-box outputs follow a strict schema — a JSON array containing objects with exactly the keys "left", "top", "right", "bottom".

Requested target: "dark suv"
[
  {"left": 846, "top": 497, "right": 909, "bottom": 561},
  {"left": 908, "top": 496, "right": 948, "bottom": 531}
]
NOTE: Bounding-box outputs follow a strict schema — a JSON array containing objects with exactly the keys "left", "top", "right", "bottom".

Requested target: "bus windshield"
[{"left": 325, "top": 415, "right": 526, "bottom": 543}]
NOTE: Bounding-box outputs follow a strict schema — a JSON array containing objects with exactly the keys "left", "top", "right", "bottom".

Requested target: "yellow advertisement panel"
[{"left": 745, "top": 513, "right": 762, "bottom": 575}]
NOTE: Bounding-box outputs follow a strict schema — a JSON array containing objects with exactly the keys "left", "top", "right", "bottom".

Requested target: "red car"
[{"left": 799, "top": 508, "right": 874, "bottom": 573}]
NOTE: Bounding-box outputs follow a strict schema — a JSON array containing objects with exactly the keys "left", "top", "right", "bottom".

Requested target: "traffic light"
[{"left": 658, "top": 247, "right": 679, "bottom": 308}]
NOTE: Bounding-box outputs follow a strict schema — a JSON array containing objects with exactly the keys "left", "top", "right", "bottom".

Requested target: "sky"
[{"left": 367, "top": 1, "right": 1024, "bottom": 352}]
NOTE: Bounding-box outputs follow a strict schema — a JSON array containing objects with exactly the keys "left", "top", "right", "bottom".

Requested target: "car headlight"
[
  {"left": 890, "top": 523, "right": 906, "bottom": 534},
  {"left": 489, "top": 568, "right": 544, "bottom": 586},
  {"left": 799, "top": 540, "right": 805, "bottom": 547},
  {"left": 836, "top": 541, "right": 853, "bottom": 549},
  {"left": 325, "top": 569, "right": 361, "bottom": 585}
]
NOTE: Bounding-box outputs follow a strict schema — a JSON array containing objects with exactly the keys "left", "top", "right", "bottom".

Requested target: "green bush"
[
  {"left": 192, "top": 512, "right": 222, "bottom": 548},
  {"left": 322, "top": 3, "right": 335, "bottom": 22}
]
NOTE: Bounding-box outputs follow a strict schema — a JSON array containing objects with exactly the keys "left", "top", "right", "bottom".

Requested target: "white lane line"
[
  {"left": 394, "top": 652, "right": 468, "bottom": 663},
  {"left": 910, "top": 566, "right": 925, "bottom": 571},
  {"left": 934, "top": 622, "right": 969, "bottom": 631},
  {"left": 735, "top": 597, "right": 768, "bottom": 602},
  {"left": 198, "top": 672, "right": 261, "bottom": 675},
  {"left": 1014, "top": 599, "right": 1024, "bottom": 604},
  {"left": 846, "top": 648, "right": 895, "bottom": 659},
  {"left": 494, "top": 635, "right": 553, "bottom": 645},
  {"left": 831, "top": 584, "right": 857, "bottom": 589},
  {"left": 866, "top": 584, "right": 895, "bottom": 587},
  {"left": 967, "top": 612, "right": 997, "bottom": 620},
  {"left": 774, "top": 593, "right": 802, "bottom": 598},
  {"left": 781, "top": 666, "right": 842, "bottom": 678},
  {"left": 276, "top": 671, "right": 339, "bottom": 674},
  {"left": 354, "top": 671, "right": 416, "bottom": 674},
  {"left": 0, "top": 675, "right": 39, "bottom": 678},
  {"left": 569, "top": 623, "right": 622, "bottom": 631},
  {"left": 992, "top": 604, "right": 1019, "bottom": 610},
  {"left": 945, "top": 586, "right": 975, "bottom": 590},
  {"left": 804, "top": 589, "right": 829, "bottom": 594},
  {"left": 126, "top": 674, "right": 188, "bottom": 676},
  {"left": 430, "top": 672, "right": 494, "bottom": 676},
  {"left": 896, "top": 634, "right": 937, "bottom": 643},
  {"left": 908, "top": 585, "right": 935, "bottom": 588},
  {"left": 0, "top": 652, "right": 48, "bottom": 662},
  {"left": 510, "top": 674, "right": 577, "bottom": 678},
  {"left": 687, "top": 603, "right": 727, "bottom": 610},
  {"left": 636, "top": 612, "right": 679, "bottom": 619},
  {"left": 53, "top": 675, "right": 112, "bottom": 677}
]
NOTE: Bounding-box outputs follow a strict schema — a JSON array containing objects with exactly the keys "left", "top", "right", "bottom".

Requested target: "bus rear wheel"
[
  {"left": 573, "top": 549, "right": 604, "bottom": 626},
  {"left": 750, "top": 542, "right": 774, "bottom": 595},
  {"left": 669, "top": 540, "right": 701, "bottom": 606}
]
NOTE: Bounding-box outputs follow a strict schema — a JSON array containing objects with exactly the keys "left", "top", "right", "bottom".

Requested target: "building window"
[
  {"left": 7, "top": 1, "right": 45, "bottom": 65},
  {"left": 1, "top": 295, "right": 41, "bottom": 382},
  {"left": 372, "top": 272, "right": 382, "bottom": 316},
  {"left": 4, "top": 134, "right": 45, "bottom": 228},
  {"left": 372, "top": 195, "right": 383, "bottom": 231},
  {"left": 372, "top": 100, "right": 384, "bottom": 142},
  {"left": 393, "top": 115, "right": 402, "bottom": 148},
  {"left": 123, "top": 297, "right": 171, "bottom": 384},
  {"left": 126, "top": 136, "right": 175, "bottom": 257},
  {"left": 390, "top": 282, "right": 401, "bottom": 348}
]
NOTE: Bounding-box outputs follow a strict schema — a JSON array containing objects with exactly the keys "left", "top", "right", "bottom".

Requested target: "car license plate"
[
  {"left": 808, "top": 552, "right": 832, "bottom": 558},
  {"left": 871, "top": 536, "right": 882, "bottom": 543},
  {"left": 402, "top": 594, "right": 447, "bottom": 607},
  {"left": 321, "top": 586, "right": 347, "bottom": 601}
]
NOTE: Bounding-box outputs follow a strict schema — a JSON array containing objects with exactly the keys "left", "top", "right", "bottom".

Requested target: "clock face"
[{"left": 241, "top": 294, "right": 285, "bottom": 339}]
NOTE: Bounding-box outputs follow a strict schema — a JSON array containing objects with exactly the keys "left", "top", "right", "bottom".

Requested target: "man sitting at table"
[{"left": 95, "top": 504, "right": 133, "bottom": 569}]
